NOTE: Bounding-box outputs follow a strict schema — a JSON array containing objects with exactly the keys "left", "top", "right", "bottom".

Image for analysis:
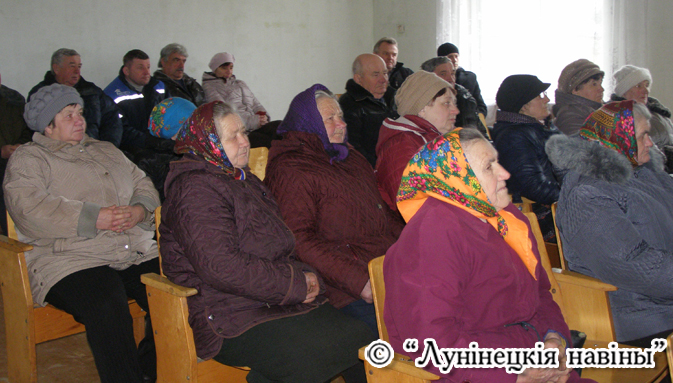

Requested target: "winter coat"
[
  {"left": 384, "top": 199, "right": 589, "bottom": 382},
  {"left": 455, "top": 83, "right": 489, "bottom": 136},
  {"left": 492, "top": 112, "right": 561, "bottom": 205},
  {"left": 29, "top": 72, "right": 126, "bottom": 147},
  {"left": 265, "top": 131, "right": 404, "bottom": 309},
  {"left": 388, "top": 62, "right": 413, "bottom": 90},
  {"left": 375, "top": 115, "right": 442, "bottom": 211},
  {"left": 153, "top": 70, "right": 205, "bottom": 107},
  {"left": 339, "top": 79, "right": 398, "bottom": 167},
  {"left": 0, "top": 85, "right": 33, "bottom": 150},
  {"left": 455, "top": 67, "right": 487, "bottom": 116},
  {"left": 610, "top": 94, "right": 673, "bottom": 148},
  {"left": 552, "top": 90, "right": 602, "bottom": 136},
  {"left": 103, "top": 67, "right": 167, "bottom": 151},
  {"left": 546, "top": 134, "right": 673, "bottom": 342},
  {"left": 3, "top": 133, "right": 159, "bottom": 306},
  {"left": 201, "top": 72, "right": 267, "bottom": 132},
  {"left": 159, "top": 153, "right": 325, "bottom": 360}
]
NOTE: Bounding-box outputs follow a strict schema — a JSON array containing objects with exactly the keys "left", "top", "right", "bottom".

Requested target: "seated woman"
[
  {"left": 202, "top": 52, "right": 278, "bottom": 148},
  {"left": 375, "top": 70, "right": 459, "bottom": 211},
  {"left": 3, "top": 84, "right": 160, "bottom": 383},
  {"left": 610, "top": 65, "right": 673, "bottom": 172},
  {"left": 547, "top": 100, "right": 673, "bottom": 346},
  {"left": 264, "top": 84, "right": 404, "bottom": 336},
  {"left": 385, "top": 128, "right": 593, "bottom": 382},
  {"left": 492, "top": 75, "right": 561, "bottom": 241},
  {"left": 159, "top": 101, "right": 373, "bottom": 382},
  {"left": 420, "top": 56, "right": 488, "bottom": 136},
  {"left": 134, "top": 97, "right": 195, "bottom": 201}
]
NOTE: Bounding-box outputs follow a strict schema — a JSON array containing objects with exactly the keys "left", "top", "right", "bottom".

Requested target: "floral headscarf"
[
  {"left": 579, "top": 100, "right": 639, "bottom": 167},
  {"left": 277, "top": 84, "right": 349, "bottom": 163},
  {"left": 397, "top": 128, "right": 537, "bottom": 278},
  {"left": 148, "top": 97, "right": 196, "bottom": 139},
  {"left": 174, "top": 101, "right": 245, "bottom": 180}
]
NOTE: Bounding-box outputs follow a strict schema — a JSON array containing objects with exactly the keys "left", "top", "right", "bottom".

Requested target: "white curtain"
[{"left": 436, "top": 0, "right": 642, "bottom": 106}]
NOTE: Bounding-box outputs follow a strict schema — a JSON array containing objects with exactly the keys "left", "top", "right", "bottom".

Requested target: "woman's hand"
[
  {"left": 360, "top": 279, "right": 373, "bottom": 303},
  {"left": 515, "top": 333, "right": 570, "bottom": 383},
  {"left": 303, "top": 272, "right": 320, "bottom": 303},
  {"left": 96, "top": 205, "right": 145, "bottom": 233},
  {"left": 258, "top": 114, "right": 269, "bottom": 126}
]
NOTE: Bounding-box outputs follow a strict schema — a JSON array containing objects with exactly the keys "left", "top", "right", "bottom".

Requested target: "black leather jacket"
[
  {"left": 492, "top": 111, "right": 561, "bottom": 204},
  {"left": 339, "top": 79, "right": 398, "bottom": 167},
  {"left": 153, "top": 70, "right": 205, "bottom": 107}
]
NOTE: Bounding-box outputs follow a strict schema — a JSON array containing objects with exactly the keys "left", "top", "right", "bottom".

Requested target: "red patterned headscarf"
[
  {"left": 579, "top": 100, "right": 639, "bottom": 167},
  {"left": 174, "top": 101, "right": 245, "bottom": 180}
]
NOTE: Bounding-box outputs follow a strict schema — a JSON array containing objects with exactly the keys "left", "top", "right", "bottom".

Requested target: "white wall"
[
  {"left": 645, "top": 0, "right": 673, "bottom": 109},
  {"left": 0, "top": 0, "right": 373, "bottom": 118}
]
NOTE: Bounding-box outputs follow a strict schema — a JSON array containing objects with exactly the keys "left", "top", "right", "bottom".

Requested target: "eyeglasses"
[{"left": 539, "top": 91, "right": 548, "bottom": 99}]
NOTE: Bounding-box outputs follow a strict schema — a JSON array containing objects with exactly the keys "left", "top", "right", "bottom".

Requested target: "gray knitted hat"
[
  {"left": 557, "top": 59, "right": 604, "bottom": 94},
  {"left": 613, "top": 65, "right": 652, "bottom": 97},
  {"left": 24, "top": 84, "right": 83, "bottom": 133},
  {"left": 395, "top": 71, "right": 453, "bottom": 116}
]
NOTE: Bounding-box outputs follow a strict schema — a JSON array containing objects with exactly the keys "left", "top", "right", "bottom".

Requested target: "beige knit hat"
[
  {"left": 613, "top": 65, "right": 652, "bottom": 97},
  {"left": 395, "top": 71, "right": 453, "bottom": 116},
  {"left": 557, "top": 59, "right": 604, "bottom": 94}
]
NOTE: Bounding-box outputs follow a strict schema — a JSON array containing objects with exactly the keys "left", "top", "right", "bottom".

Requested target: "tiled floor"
[{"left": 0, "top": 295, "right": 101, "bottom": 383}]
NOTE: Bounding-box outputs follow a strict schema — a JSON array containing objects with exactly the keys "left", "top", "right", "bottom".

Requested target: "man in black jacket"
[
  {"left": 339, "top": 54, "right": 398, "bottom": 167},
  {"left": 437, "top": 42, "right": 488, "bottom": 116},
  {"left": 29, "top": 48, "right": 126, "bottom": 147},
  {"left": 374, "top": 37, "right": 413, "bottom": 90},
  {"left": 153, "top": 43, "right": 205, "bottom": 107},
  {"left": 104, "top": 49, "right": 168, "bottom": 152}
]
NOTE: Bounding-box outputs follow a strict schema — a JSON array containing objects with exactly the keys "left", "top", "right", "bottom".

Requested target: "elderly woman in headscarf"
[
  {"left": 3, "top": 83, "right": 160, "bottom": 383},
  {"left": 610, "top": 65, "right": 673, "bottom": 171},
  {"left": 264, "top": 84, "right": 404, "bottom": 336},
  {"left": 132, "top": 97, "right": 195, "bottom": 201},
  {"left": 159, "top": 100, "right": 373, "bottom": 383},
  {"left": 375, "top": 71, "right": 460, "bottom": 211},
  {"left": 547, "top": 100, "right": 673, "bottom": 347},
  {"left": 384, "top": 128, "right": 594, "bottom": 382},
  {"left": 493, "top": 75, "right": 561, "bottom": 241}
]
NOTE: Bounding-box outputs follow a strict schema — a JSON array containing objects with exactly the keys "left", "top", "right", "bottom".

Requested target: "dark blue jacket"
[
  {"left": 456, "top": 67, "right": 487, "bottom": 116},
  {"left": 29, "top": 72, "right": 125, "bottom": 148},
  {"left": 104, "top": 67, "right": 167, "bottom": 151},
  {"left": 492, "top": 112, "right": 561, "bottom": 204}
]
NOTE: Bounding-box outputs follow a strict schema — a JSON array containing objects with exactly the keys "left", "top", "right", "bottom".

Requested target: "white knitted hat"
[{"left": 613, "top": 65, "right": 652, "bottom": 97}]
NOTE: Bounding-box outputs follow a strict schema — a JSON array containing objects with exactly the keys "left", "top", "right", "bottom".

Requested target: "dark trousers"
[
  {"left": 45, "top": 257, "right": 160, "bottom": 383},
  {"left": 340, "top": 299, "right": 378, "bottom": 337},
  {"left": 248, "top": 120, "right": 281, "bottom": 149},
  {"left": 214, "top": 303, "right": 374, "bottom": 383}
]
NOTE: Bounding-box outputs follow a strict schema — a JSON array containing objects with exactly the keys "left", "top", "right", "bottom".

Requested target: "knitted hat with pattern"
[
  {"left": 24, "top": 84, "right": 83, "bottom": 133},
  {"left": 557, "top": 59, "right": 604, "bottom": 94},
  {"left": 613, "top": 65, "right": 652, "bottom": 97},
  {"left": 395, "top": 71, "right": 453, "bottom": 116}
]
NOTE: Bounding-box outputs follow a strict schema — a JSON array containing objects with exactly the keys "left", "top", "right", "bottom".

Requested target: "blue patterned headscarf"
[
  {"left": 174, "top": 101, "right": 245, "bottom": 180},
  {"left": 277, "top": 84, "right": 349, "bottom": 163},
  {"left": 148, "top": 97, "right": 196, "bottom": 139}
]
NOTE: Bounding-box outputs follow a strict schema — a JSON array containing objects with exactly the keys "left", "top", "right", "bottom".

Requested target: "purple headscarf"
[{"left": 277, "top": 84, "right": 349, "bottom": 163}]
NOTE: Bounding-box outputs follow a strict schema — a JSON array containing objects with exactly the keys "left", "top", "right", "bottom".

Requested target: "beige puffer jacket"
[{"left": 201, "top": 72, "right": 267, "bottom": 131}]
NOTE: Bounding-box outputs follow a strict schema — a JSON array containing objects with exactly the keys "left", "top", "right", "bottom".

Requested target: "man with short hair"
[
  {"left": 339, "top": 54, "right": 398, "bottom": 167},
  {"left": 29, "top": 48, "right": 125, "bottom": 147},
  {"left": 437, "top": 42, "right": 488, "bottom": 116},
  {"left": 104, "top": 49, "right": 168, "bottom": 151},
  {"left": 373, "top": 37, "right": 413, "bottom": 90},
  {"left": 552, "top": 59, "right": 605, "bottom": 136},
  {"left": 153, "top": 43, "right": 205, "bottom": 106}
]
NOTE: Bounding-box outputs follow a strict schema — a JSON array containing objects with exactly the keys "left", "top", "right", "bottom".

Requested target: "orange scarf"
[{"left": 396, "top": 129, "right": 537, "bottom": 278}]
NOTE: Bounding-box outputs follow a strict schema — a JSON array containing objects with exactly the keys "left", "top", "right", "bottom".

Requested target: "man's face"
[
  {"left": 447, "top": 53, "right": 460, "bottom": 69},
  {"left": 354, "top": 55, "right": 388, "bottom": 99},
  {"left": 161, "top": 52, "right": 186, "bottom": 80},
  {"left": 376, "top": 42, "right": 398, "bottom": 72},
  {"left": 123, "top": 58, "right": 151, "bottom": 86},
  {"left": 53, "top": 55, "right": 82, "bottom": 87}
]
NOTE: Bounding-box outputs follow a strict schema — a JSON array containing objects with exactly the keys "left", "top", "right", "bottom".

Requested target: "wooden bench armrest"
[
  {"left": 141, "top": 273, "right": 198, "bottom": 297},
  {"left": 552, "top": 269, "right": 618, "bottom": 291},
  {"left": 0, "top": 235, "right": 33, "bottom": 253},
  {"left": 358, "top": 347, "right": 440, "bottom": 381}
]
